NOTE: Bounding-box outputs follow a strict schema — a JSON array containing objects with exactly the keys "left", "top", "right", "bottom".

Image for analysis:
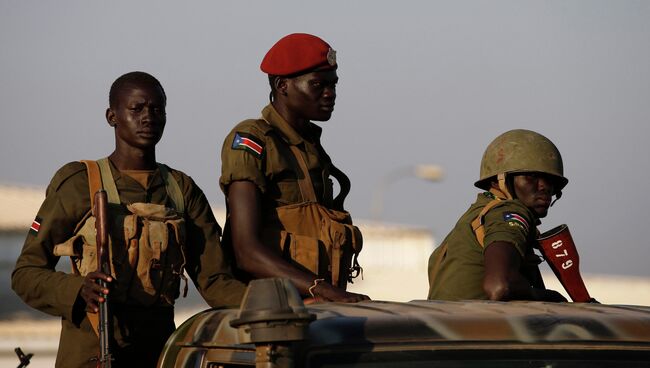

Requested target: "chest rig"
[
  {"left": 53, "top": 158, "right": 188, "bottom": 306},
  {"left": 261, "top": 141, "right": 363, "bottom": 290}
]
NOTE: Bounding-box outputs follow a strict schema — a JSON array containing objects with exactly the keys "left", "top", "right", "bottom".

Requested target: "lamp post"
[{"left": 370, "top": 164, "right": 444, "bottom": 221}]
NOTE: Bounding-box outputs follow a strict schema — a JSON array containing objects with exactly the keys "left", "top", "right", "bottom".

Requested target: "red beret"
[{"left": 260, "top": 33, "right": 337, "bottom": 76}]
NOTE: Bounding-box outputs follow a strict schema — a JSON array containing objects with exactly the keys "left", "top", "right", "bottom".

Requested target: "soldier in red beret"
[{"left": 219, "top": 33, "right": 370, "bottom": 303}]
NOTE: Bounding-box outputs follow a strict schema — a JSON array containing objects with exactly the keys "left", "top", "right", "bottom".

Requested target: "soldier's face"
[
  {"left": 108, "top": 82, "right": 166, "bottom": 150},
  {"left": 285, "top": 70, "right": 337, "bottom": 122},
  {"left": 512, "top": 173, "right": 555, "bottom": 218}
]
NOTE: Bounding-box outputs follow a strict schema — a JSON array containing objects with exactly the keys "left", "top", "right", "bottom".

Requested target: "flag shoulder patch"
[
  {"left": 231, "top": 132, "right": 264, "bottom": 159},
  {"left": 29, "top": 216, "right": 42, "bottom": 235},
  {"left": 502, "top": 212, "right": 529, "bottom": 232}
]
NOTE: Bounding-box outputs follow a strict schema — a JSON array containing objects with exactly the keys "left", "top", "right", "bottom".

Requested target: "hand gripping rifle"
[
  {"left": 537, "top": 224, "right": 597, "bottom": 303},
  {"left": 94, "top": 190, "right": 113, "bottom": 367}
]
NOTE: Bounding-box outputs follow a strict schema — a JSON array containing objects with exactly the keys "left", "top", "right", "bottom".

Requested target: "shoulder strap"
[
  {"left": 158, "top": 164, "right": 185, "bottom": 214},
  {"left": 79, "top": 160, "right": 103, "bottom": 213},
  {"left": 288, "top": 145, "right": 318, "bottom": 202},
  {"left": 471, "top": 198, "right": 503, "bottom": 248},
  {"left": 78, "top": 159, "right": 104, "bottom": 338},
  {"left": 96, "top": 158, "right": 120, "bottom": 204},
  {"left": 261, "top": 117, "right": 322, "bottom": 204}
]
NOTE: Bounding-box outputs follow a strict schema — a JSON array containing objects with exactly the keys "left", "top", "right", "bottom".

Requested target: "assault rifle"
[{"left": 94, "top": 190, "right": 113, "bottom": 368}]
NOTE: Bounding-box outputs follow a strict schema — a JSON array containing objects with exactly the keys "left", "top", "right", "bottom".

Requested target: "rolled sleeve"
[
  {"left": 219, "top": 124, "right": 268, "bottom": 195},
  {"left": 482, "top": 203, "right": 534, "bottom": 257}
]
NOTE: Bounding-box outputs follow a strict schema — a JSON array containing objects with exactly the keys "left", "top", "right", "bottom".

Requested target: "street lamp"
[{"left": 370, "top": 164, "right": 444, "bottom": 221}]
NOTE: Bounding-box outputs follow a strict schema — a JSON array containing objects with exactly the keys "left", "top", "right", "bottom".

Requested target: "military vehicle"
[{"left": 158, "top": 278, "right": 650, "bottom": 367}]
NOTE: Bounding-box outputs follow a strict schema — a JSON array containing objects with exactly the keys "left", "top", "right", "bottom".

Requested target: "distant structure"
[
  {"left": 1, "top": 184, "right": 649, "bottom": 306},
  {"left": 0, "top": 184, "right": 45, "bottom": 233},
  {"left": 0, "top": 184, "right": 437, "bottom": 301}
]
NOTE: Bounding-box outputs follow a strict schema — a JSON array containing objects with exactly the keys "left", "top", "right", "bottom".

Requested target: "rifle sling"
[
  {"left": 80, "top": 160, "right": 104, "bottom": 338},
  {"left": 471, "top": 198, "right": 503, "bottom": 248},
  {"left": 80, "top": 160, "right": 103, "bottom": 213}
]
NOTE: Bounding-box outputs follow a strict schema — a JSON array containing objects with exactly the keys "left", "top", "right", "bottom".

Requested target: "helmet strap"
[
  {"left": 550, "top": 190, "right": 562, "bottom": 207},
  {"left": 497, "top": 173, "right": 513, "bottom": 200}
]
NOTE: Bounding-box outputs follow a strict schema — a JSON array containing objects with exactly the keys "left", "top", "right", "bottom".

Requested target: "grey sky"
[{"left": 1, "top": 1, "right": 649, "bottom": 277}]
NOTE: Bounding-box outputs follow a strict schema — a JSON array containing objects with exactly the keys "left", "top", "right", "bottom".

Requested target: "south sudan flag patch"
[
  {"left": 503, "top": 212, "right": 529, "bottom": 232},
  {"left": 232, "top": 132, "right": 264, "bottom": 159},
  {"left": 29, "top": 216, "right": 42, "bottom": 235}
]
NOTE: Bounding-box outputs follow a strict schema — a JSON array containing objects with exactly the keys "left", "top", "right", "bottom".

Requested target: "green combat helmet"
[{"left": 474, "top": 129, "right": 568, "bottom": 200}]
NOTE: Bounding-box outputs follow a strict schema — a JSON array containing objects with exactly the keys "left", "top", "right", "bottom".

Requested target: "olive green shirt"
[
  {"left": 427, "top": 192, "right": 540, "bottom": 300},
  {"left": 220, "top": 104, "right": 336, "bottom": 215},
  {"left": 12, "top": 160, "right": 246, "bottom": 368}
]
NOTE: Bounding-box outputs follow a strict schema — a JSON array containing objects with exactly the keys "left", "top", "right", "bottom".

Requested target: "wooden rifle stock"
[
  {"left": 537, "top": 224, "right": 596, "bottom": 303},
  {"left": 94, "top": 190, "right": 113, "bottom": 368}
]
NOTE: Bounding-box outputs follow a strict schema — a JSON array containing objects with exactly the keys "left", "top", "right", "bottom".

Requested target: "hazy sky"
[{"left": 1, "top": 1, "right": 649, "bottom": 277}]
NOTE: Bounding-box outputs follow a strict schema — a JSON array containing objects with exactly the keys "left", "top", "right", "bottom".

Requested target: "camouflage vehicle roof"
[{"left": 159, "top": 299, "right": 650, "bottom": 367}]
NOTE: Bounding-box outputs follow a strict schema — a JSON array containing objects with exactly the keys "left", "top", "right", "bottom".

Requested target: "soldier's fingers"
[
  {"left": 85, "top": 271, "right": 113, "bottom": 283},
  {"left": 80, "top": 289, "right": 101, "bottom": 312},
  {"left": 342, "top": 292, "right": 369, "bottom": 303},
  {"left": 83, "top": 278, "right": 108, "bottom": 294},
  {"left": 85, "top": 301, "right": 99, "bottom": 313}
]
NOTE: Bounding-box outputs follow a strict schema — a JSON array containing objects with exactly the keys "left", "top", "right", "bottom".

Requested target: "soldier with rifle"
[
  {"left": 428, "top": 129, "right": 574, "bottom": 302},
  {"left": 12, "top": 71, "right": 247, "bottom": 367}
]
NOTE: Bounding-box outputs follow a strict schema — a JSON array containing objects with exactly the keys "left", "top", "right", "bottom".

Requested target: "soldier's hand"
[
  {"left": 80, "top": 271, "right": 112, "bottom": 313},
  {"left": 312, "top": 282, "right": 370, "bottom": 303},
  {"left": 532, "top": 288, "right": 567, "bottom": 303}
]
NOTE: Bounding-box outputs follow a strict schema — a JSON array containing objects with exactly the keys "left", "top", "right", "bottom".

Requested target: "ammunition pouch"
[
  {"left": 263, "top": 201, "right": 363, "bottom": 289},
  {"left": 53, "top": 212, "right": 98, "bottom": 277},
  {"left": 53, "top": 158, "right": 187, "bottom": 306},
  {"left": 124, "top": 203, "right": 187, "bottom": 305}
]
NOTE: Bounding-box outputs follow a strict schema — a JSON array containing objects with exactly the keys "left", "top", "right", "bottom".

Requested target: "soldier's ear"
[
  {"left": 106, "top": 108, "right": 116, "bottom": 127},
  {"left": 275, "top": 77, "right": 288, "bottom": 96}
]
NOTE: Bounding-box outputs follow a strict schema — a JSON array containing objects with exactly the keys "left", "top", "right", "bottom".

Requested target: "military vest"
[
  {"left": 223, "top": 125, "right": 364, "bottom": 291},
  {"left": 262, "top": 145, "right": 363, "bottom": 289},
  {"left": 53, "top": 158, "right": 188, "bottom": 306}
]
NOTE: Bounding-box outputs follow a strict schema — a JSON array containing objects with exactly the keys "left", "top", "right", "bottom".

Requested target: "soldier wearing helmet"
[
  {"left": 219, "top": 33, "right": 369, "bottom": 303},
  {"left": 427, "top": 129, "right": 567, "bottom": 302}
]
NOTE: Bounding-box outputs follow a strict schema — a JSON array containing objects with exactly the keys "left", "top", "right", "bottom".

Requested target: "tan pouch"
[
  {"left": 271, "top": 201, "right": 362, "bottom": 288},
  {"left": 287, "top": 232, "right": 321, "bottom": 275},
  {"left": 128, "top": 202, "right": 179, "bottom": 220},
  {"left": 126, "top": 202, "right": 186, "bottom": 305},
  {"left": 53, "top": 217, "right": 98, "bottom": 277}
]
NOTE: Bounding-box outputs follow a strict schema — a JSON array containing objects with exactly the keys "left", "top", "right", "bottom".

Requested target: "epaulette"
[
  {"left": 47, "top": 161, "right": 87, "bottom": 193},
  {"left": 234, "top": 118, "right": 274, "bottom": 136}
]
